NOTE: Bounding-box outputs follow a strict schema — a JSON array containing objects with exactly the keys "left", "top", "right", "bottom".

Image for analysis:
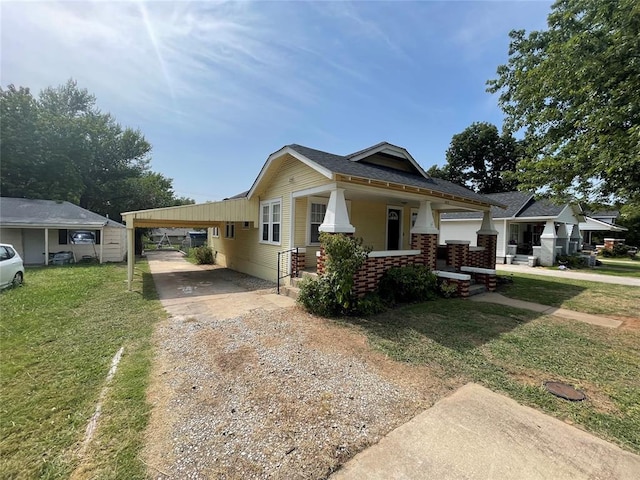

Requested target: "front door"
[{"left": 386, "top": 207, "right": 402, "bottom": 250}]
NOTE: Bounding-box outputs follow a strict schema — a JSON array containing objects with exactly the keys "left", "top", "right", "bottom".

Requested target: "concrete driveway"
[{"left": 145, "top": 250, "right": 295, "bottom": 318}]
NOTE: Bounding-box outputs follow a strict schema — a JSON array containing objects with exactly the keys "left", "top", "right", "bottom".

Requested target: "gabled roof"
[
  {"left": 589, "top": 210, "right": 619, "bottom": 218},
  {"left": 345, "top": 141, "right": 429, "bottom": 178},
  {"left": 441, "top": 191, "right": 568, "bottom": 220},
  {"left": 580, "top": 216, "right": 627, "bottom": 232},
  {"left": 0, "top": 197, "right": 124, "bottom": 228},
  {"left": 257, "top": 143, "right": 501, "bottom": 207}
]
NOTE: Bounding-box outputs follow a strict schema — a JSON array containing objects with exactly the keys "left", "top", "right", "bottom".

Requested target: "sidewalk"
[
  {"left": 470, "top": 292, "right": 622, "bottom": 328},
  {"left": 496, "top": 263, "right": 640, "bottom": 286},
  {"left": 332, "top": 383, "right": 640, "bottom": 480}
]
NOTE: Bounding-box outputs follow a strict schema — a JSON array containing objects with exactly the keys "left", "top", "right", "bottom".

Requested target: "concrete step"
[
  {"left": 279, "top": 284, "right": 300, "bottom": 300},
  {"left": 468, "top": 283, "right": 487, "bottom": 296}
]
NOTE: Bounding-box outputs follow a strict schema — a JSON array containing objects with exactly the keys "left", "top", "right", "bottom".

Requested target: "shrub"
[
  {"left": 297, "top": 276, "right": 341, "bottom": 317},
  {"left": 377, "top": 265, "right": 438, "bottom": 304},
  {"left": 438, "top": 279, "right": 459, "bottom": 298},
  {"left": 192, "top": 245, "right": 214, "bottom": 264},
  {"left": 297, "top": 233, "right": 371, "bottom": 316},
  {"left": 601, "top": 244, "right": 634, "bottom": 258},
  {"left": 354, "top": 292, "right": 387, "bottom": 316},
  {"left": 556, "top": 254, "right": 586, "bottom": 268}
]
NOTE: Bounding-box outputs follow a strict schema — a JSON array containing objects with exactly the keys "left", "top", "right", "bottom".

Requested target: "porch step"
[
  {"left": 279, "top": 284, "right": 300, "bottom": 300},
  {"left": 468, "top": 283, "right": 487, "bottom": 296}
]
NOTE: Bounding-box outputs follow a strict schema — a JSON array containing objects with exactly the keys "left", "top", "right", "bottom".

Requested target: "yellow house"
[{"left": 122, "top": 142, "right": 503, "bottom": 294}]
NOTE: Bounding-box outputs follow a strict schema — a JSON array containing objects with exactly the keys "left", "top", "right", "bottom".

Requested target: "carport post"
[{"left": 127, "top": 225, "right": 135, "bottom": 291}]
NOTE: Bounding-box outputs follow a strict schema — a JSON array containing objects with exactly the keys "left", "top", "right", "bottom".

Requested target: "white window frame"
[
  {"left": 259, "top": 198, "right": 282, "bottom": 245},
  {"left": 225, "top": 222, "right": 235, "bottom": 239},
  {"left": 212, "top": 226, "right": 220, "bottom": 238},
  {"left": 307, "top": 196, "right": 328, "bottom": 246}
]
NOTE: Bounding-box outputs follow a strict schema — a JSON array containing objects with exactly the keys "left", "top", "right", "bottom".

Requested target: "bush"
[
  {"left": 601, "top": 244, "right": 634, "bottom": 258},
  {"left": 377, "top": 265, "right": 438, "bottom": 304},
  {"left": 438, "top": 279, "right": 459, "bottom": 298},
  {"left": 354, "top": 292, "right": 387, "bottom": 316},
  {"left": 297, "top": 233, "right": 371, "bottom": 317},
  {"left": 556, "top": 254, "right": 586, "bottom": 268},
  {"left": 192, "top": 245, "right": 214, "bottom": 264},
  {"left": 297, "top": 276, "right": 340, "bottom": 317}
]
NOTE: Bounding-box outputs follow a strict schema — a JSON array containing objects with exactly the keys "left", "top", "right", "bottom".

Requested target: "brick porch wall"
[{"left": 353, "top": 254, "right": 420, "bottom": 297}]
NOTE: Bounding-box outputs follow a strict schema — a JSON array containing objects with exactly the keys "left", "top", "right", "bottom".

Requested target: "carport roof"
[{"left": 0, "top": 197, "right": 123, "bottom": 228}]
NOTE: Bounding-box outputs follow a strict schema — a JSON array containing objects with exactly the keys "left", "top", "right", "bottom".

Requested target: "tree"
[
  {"left": 431, "top": 122, "right": 523, "bottom": 194},
  {"left": 487, "top": 0, "right": 640, "bottom": 203},
  {"left": 0, "top": 80, "right": 193, "bottom": 221}
]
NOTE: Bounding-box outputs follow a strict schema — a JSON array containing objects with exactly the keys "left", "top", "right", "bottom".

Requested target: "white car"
[{"left": 0, "top": 243, "right": 24, "bottom": 289}]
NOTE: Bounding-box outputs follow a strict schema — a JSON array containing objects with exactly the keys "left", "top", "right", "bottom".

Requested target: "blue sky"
[{"left": 1, "top": 1, "right": 552, "bottom": 203}]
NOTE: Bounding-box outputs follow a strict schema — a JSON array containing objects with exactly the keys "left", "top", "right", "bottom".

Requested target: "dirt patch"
[{"left": 611, "top": 316, "right": 640, "bottom": 331}]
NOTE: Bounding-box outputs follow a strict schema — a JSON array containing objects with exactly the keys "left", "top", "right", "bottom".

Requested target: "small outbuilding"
[{"left": 0, "top": 197, "right": 126, "bottom": 265}]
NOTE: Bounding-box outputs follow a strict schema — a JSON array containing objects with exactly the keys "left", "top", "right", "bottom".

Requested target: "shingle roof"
[
  {"left": 0, "top": 197, "right": 124, "bottom": 228},
  {"left": 224, "top": 190, "right": 249, "bottom": 200},
  {"left": 287, "top": 144, "right": 501, "bottom": 206},
  {"left": 441, "top": 191, "right": 568, "bottom": 220}
]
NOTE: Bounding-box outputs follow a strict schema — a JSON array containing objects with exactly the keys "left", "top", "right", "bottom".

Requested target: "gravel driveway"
[{"left": 143, "top": 251, "right": 456, "bottom": 479}]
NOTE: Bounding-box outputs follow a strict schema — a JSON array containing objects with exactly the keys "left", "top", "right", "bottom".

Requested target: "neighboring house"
[
  {"left": 122, "top": 142, "right": 504, "bottom": 295},
  {"left": 440, "top": 191, "right": 584, "bottom": 267},
  {"left": 579, "top": 210, "right": 627, "bottom": 247},
  {"left": 0, "top": 197, "right": 126, "bottom": 265},
  {"left": 148, "top": 228, "right": 191, "bottom": 245}
]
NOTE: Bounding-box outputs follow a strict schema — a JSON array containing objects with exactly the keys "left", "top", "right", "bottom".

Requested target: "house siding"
[
  {"left": 212, "top": 156, "right": 332, "bottom": 282},
  {"left": 0, "top": 228, "right": 23, "bottom": 257}
]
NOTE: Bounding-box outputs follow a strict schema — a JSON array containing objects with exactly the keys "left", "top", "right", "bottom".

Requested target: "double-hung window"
[
  {"left": 225, "top": 222, "right": 235, "bottom": 239},
  {"left": 260, "top": 199, "right": 281, "bottom": 244},
  {"left": 309, "top": 201, "right": 327, "bottom": 244}
]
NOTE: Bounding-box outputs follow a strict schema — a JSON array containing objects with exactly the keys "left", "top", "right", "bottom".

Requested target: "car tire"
[{"left": 12, "top": 272, "right": 23, "bottom": 287}]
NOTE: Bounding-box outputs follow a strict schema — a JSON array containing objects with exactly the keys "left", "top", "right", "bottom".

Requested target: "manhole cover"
[{"left": 544, "top": 381, "right": 586, "bottom": 401}]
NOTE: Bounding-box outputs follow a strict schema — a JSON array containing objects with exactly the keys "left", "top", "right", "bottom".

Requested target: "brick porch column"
[
  {"left": 476, "top": 210, "right": 498, "bottom": 269},
  {"left": 410, "top": 200, "right": 439, "bottom": 270}
]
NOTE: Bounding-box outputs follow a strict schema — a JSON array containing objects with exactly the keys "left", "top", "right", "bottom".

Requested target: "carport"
[{"left": 121, "top": 197, "right": 257, "bottom": 290}]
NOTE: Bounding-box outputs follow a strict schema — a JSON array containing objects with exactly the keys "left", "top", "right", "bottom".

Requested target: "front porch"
[{"left": 286, "top": 185, "right": 499, "bottom": 298}]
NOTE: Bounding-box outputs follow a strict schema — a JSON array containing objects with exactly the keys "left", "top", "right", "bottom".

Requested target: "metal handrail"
[{"left": 277, "top": 247, "right": 299, "bottom": 294}]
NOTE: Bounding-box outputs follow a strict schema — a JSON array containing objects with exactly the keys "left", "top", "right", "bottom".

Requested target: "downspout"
[
  {"left": 100, "top": 227, "right": 104, "bottom": 263},
  {"left": 127, "top": 222, "right": 135, "bottom": 291},
  {"left": 44, "top": 228, "right": 49, "bottom": 266},
  {"left": 503, "top": 219, "right": 508, "bottom": 257}
]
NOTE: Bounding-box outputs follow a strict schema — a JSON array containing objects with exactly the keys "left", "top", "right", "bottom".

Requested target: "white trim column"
[
  {"left": 410, "top": 200, "right": 439, "bottom": 235},
  {"left": 557, "top": 223, "right": 570, "bottom": 255},
  {"left": 44, "top": 228, "right": 49, "bottom": 266},
  {"left": 476, "top": 210, "right": 499, "bottom": 235},
  {"left": 100, "top": 227, "right": 104, "bottom": 263},
  {"left": 127, "top": 226, "right": 135, "bottom": 291},
  {"left": 319, "top": 188, "right": 355, "bottom": 234},
  {"left": 570, "top": 223, "right": 581, "bottom": 253},
  {"left": 539, "top": 220, "right": 557, "bottom": 266}
]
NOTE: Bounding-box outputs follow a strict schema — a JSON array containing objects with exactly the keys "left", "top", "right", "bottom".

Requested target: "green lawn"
[
  {"left": 544, "top": 256, "right": 640, "bottom": 278},
  {"left": 497, "top": 272, "right": 640, "bottom": 318},
  {"left": 343, "top": 297, "right": 640, "bottom": 454},
  {"left": 0, "top": 261, "right": 165, "bottom": 480}
]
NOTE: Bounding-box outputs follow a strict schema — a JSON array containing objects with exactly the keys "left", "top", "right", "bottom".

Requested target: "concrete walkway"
[
  {"left": 332, "top": 383, "right": 640, "bottom": 480},
  {"left": 145, "top": 250, "right": 296, "bottom": 318},
  {"left": 497, "top": 263, "right": 640, "bottom": 286},
  {"left": 470, "top": 292, "right": 623, "bottom": 328}
]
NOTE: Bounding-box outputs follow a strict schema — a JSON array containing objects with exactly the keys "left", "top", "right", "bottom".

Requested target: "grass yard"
[
  {"left": 343, "top": 297, "right": 640, "bottom": 455},
  {"left": 592, "top": 258, "right": 640, "bottom": 278},
  {"left": 497, "top": 272, "right": 640, "bottom": 319},
  {"left": 0, "top": 261, "right": 165, "bottom": 480}
]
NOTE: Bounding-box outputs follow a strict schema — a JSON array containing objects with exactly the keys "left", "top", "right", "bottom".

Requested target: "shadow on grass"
[
  {"left": 497, "top": 273, "right": 587, "bottom": 308},
  {"left": 342, "top": 299, "right": 542, "bottom": 354}
]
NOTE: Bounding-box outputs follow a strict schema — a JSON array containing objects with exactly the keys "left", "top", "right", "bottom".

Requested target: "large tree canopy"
[
  {"left": 1, "top": 80, "right": 193, "bottom": 221},
  {"left": 428, "top": 122, "right": 523, "bottom": 194},
  {"left": 487, "top": 0, "right": 640, "bottom": 203}
]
